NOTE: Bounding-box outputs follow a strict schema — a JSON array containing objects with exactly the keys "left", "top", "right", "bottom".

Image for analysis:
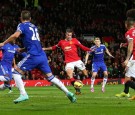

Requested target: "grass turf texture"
[{"left": 0, "top": 85, "right": 135, "bottom": 115}]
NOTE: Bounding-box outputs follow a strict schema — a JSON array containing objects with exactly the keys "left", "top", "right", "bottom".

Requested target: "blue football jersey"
[
  {"left": 16, "top": 22, "right": 43, "bottom": 55},
  {"left": 90, "top": 44, "right": 106, "bottom": 62},
  {"left": 1, "top": 43, "right": 17, "bottom": 65}
]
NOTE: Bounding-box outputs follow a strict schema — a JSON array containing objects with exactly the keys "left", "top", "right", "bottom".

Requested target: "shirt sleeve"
[
  {"left": 75, "top": 39, "right": 91, "bottom": 51},
  {"left": 52, "top": 41, "right": 61, "bottom": 50},
  {"left": 16, "top": 23, "right": 24, "bottom": 34},
  {"left": 125, "top": 30, "right": 135, "bottom": 42},
  {"left": 103, "top": 45, "right": 107, "bottom": 51}
]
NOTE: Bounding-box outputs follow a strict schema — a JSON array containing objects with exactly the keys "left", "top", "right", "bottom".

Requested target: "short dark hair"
[
  {"left": 21, "top": 10, "right": 31, "bottom": 20},
  {"left": 126, "top": 17, "right": 135, "bottom": 23},
  {"left": 126, "top": 9, "right": 135, "bottom": 20},
  {"left": 66, "top": 28, "right": 73, "bottom": 33},
  {"left": 126, "top": 17, "right": 135, "bottom": 25},
  {"left": 94, "top": 37, "right": 100, "bottom": 41}
]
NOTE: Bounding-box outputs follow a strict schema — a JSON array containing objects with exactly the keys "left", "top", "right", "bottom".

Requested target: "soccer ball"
[{"left": 74, "top": 80, "right": 84, "bottom": 89}]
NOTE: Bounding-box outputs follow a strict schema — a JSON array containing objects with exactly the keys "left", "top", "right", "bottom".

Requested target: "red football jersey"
[
  {"left": 52, "top": 38, "right": 91, "bottom": 63},
  {"left": 125, "top": 28, "right": 135, "bottom": 60}
]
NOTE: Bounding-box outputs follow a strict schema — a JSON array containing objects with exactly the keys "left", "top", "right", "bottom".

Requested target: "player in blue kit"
[
  {"left": 0, "top": 10, "right": 76, "bottom": 104},
  {"left": 0, "top": 40, "right": 27, "bottom": 93},
  {"left": 0, "top": 41, "right": 18, "bottom": 93},
  {"left": 85, "top": 37, "right": 114, "bottom": 92}
]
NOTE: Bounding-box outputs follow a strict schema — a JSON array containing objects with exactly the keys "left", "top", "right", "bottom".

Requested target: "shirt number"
[{"left": 29, "top": 27, "right": 40, "bottom": 41}]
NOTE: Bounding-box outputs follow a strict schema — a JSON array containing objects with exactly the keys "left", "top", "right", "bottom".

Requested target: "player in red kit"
[
  {"left": 43, "top": 28, "right": 93, "bottom": 94},
  {"left": 116, "top": 9, "right": 135, "bottom": 99}
]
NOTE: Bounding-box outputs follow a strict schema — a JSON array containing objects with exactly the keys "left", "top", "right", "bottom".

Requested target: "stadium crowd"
[{"left": 0, "top": 0, "right": 133, "bottom": 80}]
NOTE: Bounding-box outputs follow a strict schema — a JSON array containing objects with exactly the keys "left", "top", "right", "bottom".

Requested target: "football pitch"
[{"left": 0, "top": 85, "right": 135, "bottom": 115}]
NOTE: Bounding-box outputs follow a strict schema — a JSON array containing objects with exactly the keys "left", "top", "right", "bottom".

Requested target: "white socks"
[
  {"left": 12, "top": 74, "right": 27, "bottom": 95},
  {"left": 102, "top": 77, "right": 108, "bottom": 88},
  {"left": 50, "top": 77, "right": 69, "bottom": 95},
  {"left": 12, "top": 74, "right": 69, "bottom": 96},
  {"left": 91, "top": 77, "right": 108, "bottom": 88},
  {"left": 91, "top": 77, "right": 95, "bottom": 88}
]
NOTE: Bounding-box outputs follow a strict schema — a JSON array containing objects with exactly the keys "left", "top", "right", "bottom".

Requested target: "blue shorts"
[
  {"left": 92, "top": 62, "right": 107, "bottom": 72},
  {"left": 0, "top": 62, "right": 12, "bottom": 80},
  {"left": 17, "top": 52, "right": 52, "bottom": 74}
]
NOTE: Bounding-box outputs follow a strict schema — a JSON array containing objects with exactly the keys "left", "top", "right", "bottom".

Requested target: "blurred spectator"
[
  {"left": 59, "top": 71, "right": 66, "bottom": 80},
  {"left": 108, "top": 65, "right": 113, "bottom": 78}
]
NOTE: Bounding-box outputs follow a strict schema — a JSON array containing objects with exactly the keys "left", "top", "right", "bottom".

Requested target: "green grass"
[{"left": 0, "top": 85, "right": 135, "bottom": 115}]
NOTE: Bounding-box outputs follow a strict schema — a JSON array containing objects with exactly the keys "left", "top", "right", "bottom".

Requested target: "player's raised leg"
[
  {"left": 79, "top": 61, "right": 89, "bottom": 94},
  {"left": 66, "top": 67, "right": 81, "bottom": 95}
]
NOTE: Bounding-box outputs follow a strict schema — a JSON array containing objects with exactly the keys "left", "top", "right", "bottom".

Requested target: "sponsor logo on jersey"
[
  {"left": 70, "top": 41, "right": 73, "bottom": 44},
  {"left": 64, "top": 46, "right": 72, "bottom": 51}
]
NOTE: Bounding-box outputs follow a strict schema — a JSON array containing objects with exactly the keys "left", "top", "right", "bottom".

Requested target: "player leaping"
[{"left": 43, "top": 28, "right": 94, "bottom": 95}]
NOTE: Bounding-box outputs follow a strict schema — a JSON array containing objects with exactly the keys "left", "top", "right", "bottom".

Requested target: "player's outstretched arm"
[
  {"left": 105, "top": 48, "right": 114, "bottom": 58},
  {"left": 43, "top": 42, "right": 61, "bottom": 51},
  {"left": 0, "top": 31, "right": 21, "bottom": 47},
  {"left": 124, "top": 39, "right": 133, "bottom": 66},
  {"left": 76, "top": 42, "right": 92, "bottom": 51},
  {"left": 85, "top": 52, "right": 90, "bottom": 65},
  {"left": 42, "top": 47, "right": 53, "bottom": 51}
]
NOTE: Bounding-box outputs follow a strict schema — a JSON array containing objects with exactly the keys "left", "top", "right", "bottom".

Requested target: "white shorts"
[
  {"left": 65, "top": 60, "right": 86, "bottom": 71},
  {"left": 125, "top": 60, "right": 135, "bottom": 78}
]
